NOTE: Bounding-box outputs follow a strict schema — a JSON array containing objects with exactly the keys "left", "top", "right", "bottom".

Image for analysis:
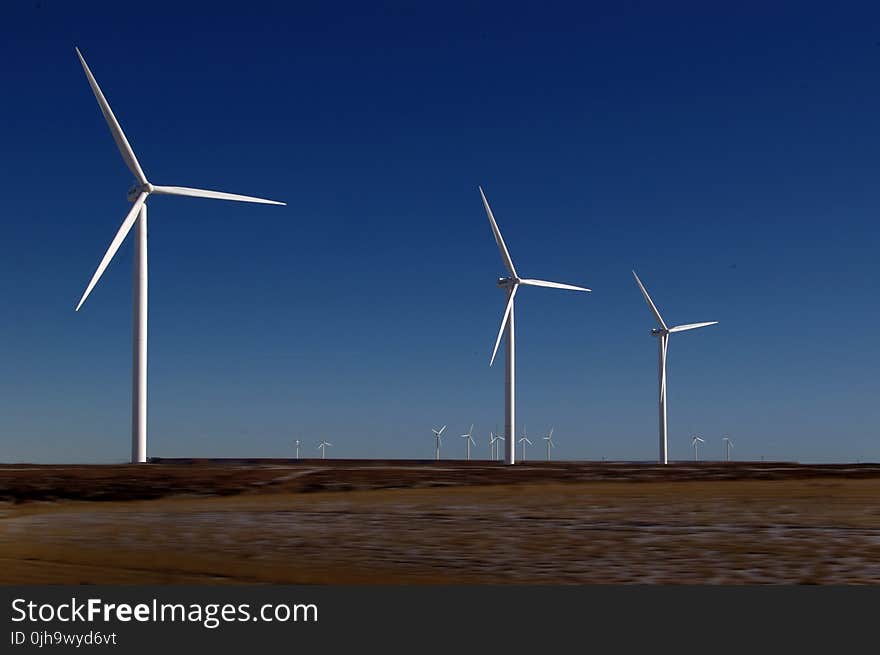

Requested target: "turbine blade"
[
  {"left": 519, "top": 278, "right": 591, "bottom": 292},
  {"left": 632, "top": 271, "right": 667, "bottom": 330},
  {"left": 479, "top": 186, "right": 517, "bottom": 278},
  {"left": 490, "top": 285, "right": 518, "bottom": 366},
  {"left": 668, "top": 321, "right": 719, "bottom": 333},
  {"left": 438, "top": 426, "right": 446, "bottom": 435},
  {"left": 75, "top": 47, "right": 148, "bottom": 186},
  {"left": 150, "top": 185, "right": 285, "bottom": 206},
  {"left": 76, "top": 193, "right": 148, "bottom": 311}
]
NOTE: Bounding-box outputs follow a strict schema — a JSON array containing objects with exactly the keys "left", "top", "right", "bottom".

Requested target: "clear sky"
[{"left": 1, "top": 1, "right": 878, "bottom": 463}]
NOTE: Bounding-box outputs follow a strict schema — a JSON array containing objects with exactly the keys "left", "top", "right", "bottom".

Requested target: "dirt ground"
[{"left": 1, "top": 460, "right": 879, "bottom": 584}]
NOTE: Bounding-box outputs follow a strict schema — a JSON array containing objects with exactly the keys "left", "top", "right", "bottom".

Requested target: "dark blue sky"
[{"left": 1, "top": 1, "right": 878, "bottom": 463}]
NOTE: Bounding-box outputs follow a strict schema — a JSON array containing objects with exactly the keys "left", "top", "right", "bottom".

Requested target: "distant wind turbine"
[
  {"left": 632, "top": 271, "right": 718, "bottom": 465},
  {"left": 460, "top": 424, "right": 475, "bottom": 460},
  {"left": 491, "top": 434, "right": 505, "bottom": 461},
  {"left": 431, "top": 425, "right": 447, "bottom": 460},
  {"left": 317, "top": 440, "right": 332, "bottom": 459},
  {"left": 294, "top": 439, "right": 301, "bottom": 460},
  {"left": 723, "top": 436, "right": 733, "bottom": 462},
  {"left": 543, "top": 427, "right": 555, "bottom": 461},
  {"left": 692, "top": 435, "right": 705, "bottom": 462},
  {"left": 480, "top": 187, "right": 590, "bottom": 465},
  {"left": 518, "top": 426, "right": 532, "bottom": 462},
  {"left": 73, "top": 47, "right": 285, "bottom": 464}
]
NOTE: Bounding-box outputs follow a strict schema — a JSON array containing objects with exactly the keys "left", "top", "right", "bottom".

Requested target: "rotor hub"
[{"left": 126, "top": 183, "right": 153, "bottom": 202}]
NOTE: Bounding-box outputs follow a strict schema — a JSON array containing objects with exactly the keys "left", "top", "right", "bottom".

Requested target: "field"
[{"left": 1, "top": 460, "right": 879, "bottom": 584}]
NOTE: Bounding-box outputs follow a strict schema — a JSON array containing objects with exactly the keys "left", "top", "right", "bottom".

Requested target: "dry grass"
[{"left": 2, "top": 470, "right": 879, "bottom": 584}]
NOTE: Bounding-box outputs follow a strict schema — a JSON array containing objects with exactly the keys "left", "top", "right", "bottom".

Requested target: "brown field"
[{"left": 1, "top": 460, "right": 879, "bottom": 584}]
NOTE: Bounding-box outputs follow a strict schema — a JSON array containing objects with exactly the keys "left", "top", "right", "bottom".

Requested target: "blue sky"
[{"left": 0, "top": 1, "right": 878, "bottom": 463}]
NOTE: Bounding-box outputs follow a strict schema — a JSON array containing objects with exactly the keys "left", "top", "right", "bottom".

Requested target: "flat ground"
[{"left": 1, "top": 460, "right": 879, "bottom": 584}]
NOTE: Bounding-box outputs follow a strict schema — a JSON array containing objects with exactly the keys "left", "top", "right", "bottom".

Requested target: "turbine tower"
[
  {"left": 692, "top": 435, "right": 705, "bottom": 461},
  {"left": 73, "top": 47, "right": 285, "bottom": 463},
  {"left": 518, "top": 426, "right": 532, "bottom": 462},
  {"left": 723, "top": 435, "right": 733, "bottom": 462},
  {"left": 460, "top": 424, "right": 475, "bottom": 460},
  {"left": 480, "top": 187, "right": 590, "bottom": 465},
  {"left": 431, "top": 425, "right": 446, "bottom": 460},
  {"left": 543, "top": 427, "right": 555, "bottom": 461},
  {"left": 294, "top": 439, "right": 301, "bottom": 460},
  {"left": 632, "top": 271, "right": 718, "bottom": 465},
  {"left": 317, "top": 440, "right": 332, "bottom": 459}
]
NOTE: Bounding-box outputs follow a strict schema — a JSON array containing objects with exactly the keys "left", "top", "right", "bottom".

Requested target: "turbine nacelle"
[
  {"left": 651, "top": 327, "right": 666, "bottom": 337},
  {"left": 127, "top": 182, "right": 154, "bottom": 201},
  {"left": 497, "top": 276, "right": 518, "bottom": 288}
]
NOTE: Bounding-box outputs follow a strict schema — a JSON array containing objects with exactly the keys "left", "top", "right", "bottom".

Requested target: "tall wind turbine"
[
  {"left": 317, "top": 440, "right": 332, "bottom": 459},
  {"left": 632, "top": 271, "right": 718, "bottom": 465},
  {"left": 518, "top": 426, "right": 532, "bottom": 462},
  {"left": 73, "top": 47, "right": 285, "bottom": 464},
  {"left": 692, "top": 435, "right": 705, "bottom": 461},
  {"left": 294, "top": 439, "right": 301, "bottom": 460},
  {"left": 460, "top": 424, "right": 475, "bottom": 460},
  {"left": 480, "top": 187, "right": 590, "bottom": 465},
  {"left": 543, "top": 427, "right": 555, "bottom": 461},
  {"left": 431, "top": 425, "right": 446, "bottom": 460},
  {"left": 723, "top": 436, "right": 733, "bottom": 462},
  {"left": 488, "top": 432, "right": 496, "bottom": 460}
]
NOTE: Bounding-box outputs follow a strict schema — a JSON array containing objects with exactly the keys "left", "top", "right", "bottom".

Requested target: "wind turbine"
[
  {"left": 632, "top": 271, "right": 718, "bottom": 465},
  {"left": 431, "top": 425, "right": 446, "bottom": 460},
  {"left": 73, "top": 47, "right": 285, "bottom": 464},
  {"left": 692, "top": 435, "right": 705, "bottom": 462},
  {"left": 488, "top": 432, "right": 496, "bottom": 460},
  {"left": 460, "top": 424, "right": 475, "bottom": 460},
  {"left": 317, "top": 440, "right": 332, "bottom": 459},
  {"left": 294, "top": 439, "right": 301, "bottom": 460},
  {"left": 723, "top": 435, "right": 733, "bottom": 462},
  {"left": 518, "top": 426, "right": 532, "bottom": 462},
  {"left": 491, "top": 434, "right": 505, "bottom": 461},
  {"left": 543, "top": 427, "right": 555, "bottom": 461},
  {"left": 480, "top": 187, "right": 590, "bottom": 465}
]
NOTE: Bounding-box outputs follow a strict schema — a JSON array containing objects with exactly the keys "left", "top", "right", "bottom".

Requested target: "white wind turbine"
[
  {"left": 488, "top": 431, "right": 496, "bottom": 460},
  {"left": 518, "top": 426, "right": 532, "bottom": 462},
  {"left": 294, "top": 439, "right": 301, "bottom": 460},
  {"left": 460, "top": 424, "right": 476, "bottom": 460},
  {"left": 317, "top": 440, "right": 332, "bottom": 459},
  {"left": 543, "top": 427, "right": 555, "bottom": 461},
  {"left": 431, "top": 425, "right": 447, "bottom": 460},
  {"left": 723, "top": 436, "right": 734, "bottom": 462},
  {"left": 73, "top": 47, "right": 285, "bottom": 464},
  {"left": 692, "top": 435, "right": 705, "bottom": 462},
  {"left": 480, "top": 187, "right": 590, "bottom": 465},
  {"left": 632, "top": 271, "right": 718, "bottom": 465},
  {"left": 490, "top": 433, "right": 505, "bottom": 461}
]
